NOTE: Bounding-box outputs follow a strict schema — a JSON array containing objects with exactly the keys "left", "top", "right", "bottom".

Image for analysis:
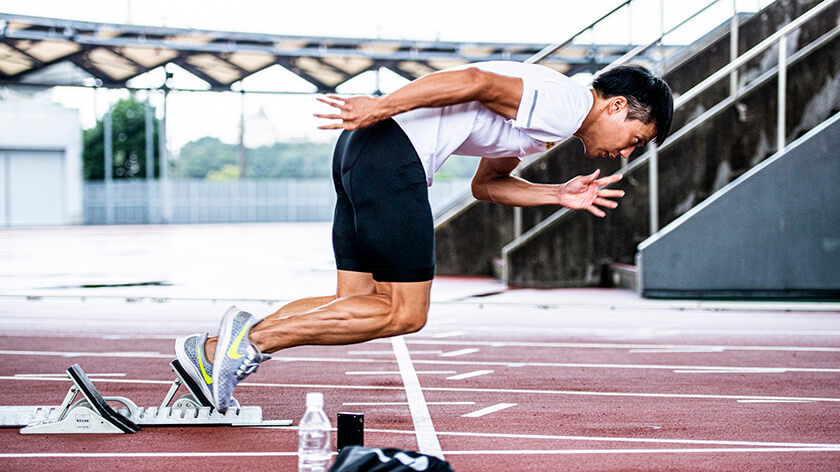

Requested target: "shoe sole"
[
  {"left": 174, "top": 335, "right": 214, "bottom": 403},
  {"left": 212, "top": 307, "right": 241, "bottom": 411}
]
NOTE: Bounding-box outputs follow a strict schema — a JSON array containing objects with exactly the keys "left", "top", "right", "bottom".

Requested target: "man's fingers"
[
  {"left": 594, "top": 173, "right": 623, "bottom": 186},
  {"left": 586, "top": 205, "right": 606, "bottom": 218},
  {"left": 586, "top": 168, "right": 601, "bottom": 181},
  {"left": 313, "top": 113, "right": 343, "bottom": 120},
  {"left": 316, "top": 96, "right": 347, "bottom": 109},
  {"left": 594, "top": 197, "right": 618, "bottom": 209},
  {"left": 598, "top": 189, "right": 625, "bottom": 199},
  {"left": 317, "top": 123, "right": 349, "bottom": 130}
]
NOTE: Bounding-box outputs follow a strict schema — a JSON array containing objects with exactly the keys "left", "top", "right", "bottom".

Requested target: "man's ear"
[{"left": 608, "top": 96, "right": 628, "bottom": 115}]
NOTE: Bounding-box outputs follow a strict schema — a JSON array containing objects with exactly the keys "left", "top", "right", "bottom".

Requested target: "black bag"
[{"left": 329, "top": 446, "right": 455, "bottom": 472}]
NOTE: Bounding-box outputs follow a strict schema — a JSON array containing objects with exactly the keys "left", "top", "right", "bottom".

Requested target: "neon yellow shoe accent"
[
  {"left": 226, "top": 322, "right": 251, "bottom": 360},
  {"left": 197, "top": 344, "right": 213, "bottom": 385}
]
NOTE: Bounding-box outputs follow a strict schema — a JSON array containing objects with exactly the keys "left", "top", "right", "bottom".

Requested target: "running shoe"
[
  {"left": 174, "top": 332, "right": 240, "bottom": 408},
  {"left": 212, "top": 306, "right": 270, "bottom": 412}
]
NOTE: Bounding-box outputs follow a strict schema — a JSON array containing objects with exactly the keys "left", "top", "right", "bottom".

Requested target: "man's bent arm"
[
  {"left": 471, "top": 157, "right": 564, "bottom": 207},
  {"left": 316, "top": 68, "right": 522, "bottom": 130},
  {"left": 471, "top": 157, "right": 627, "bottom": 217}
]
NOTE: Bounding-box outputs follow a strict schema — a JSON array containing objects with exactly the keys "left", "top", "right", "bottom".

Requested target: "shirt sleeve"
[{"left": 511, "top": 67, "right": 592, "bottom": 143}]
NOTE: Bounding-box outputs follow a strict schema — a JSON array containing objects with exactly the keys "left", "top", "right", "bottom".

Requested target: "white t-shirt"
[{"left": 392, "top": 61, "right": 593, "bottom": 186}]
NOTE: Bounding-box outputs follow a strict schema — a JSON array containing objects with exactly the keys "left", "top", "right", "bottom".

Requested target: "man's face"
[{"left": 579, "top": 98, "right": 657, "bottom": 160}]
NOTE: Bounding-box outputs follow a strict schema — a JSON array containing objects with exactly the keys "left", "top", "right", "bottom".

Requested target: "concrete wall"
[
  {"left": 0, "top": 101, "right": 83, "bottom": 226},
  {"left": 637, "top": 112, "right": 840, "bottom": 298}
]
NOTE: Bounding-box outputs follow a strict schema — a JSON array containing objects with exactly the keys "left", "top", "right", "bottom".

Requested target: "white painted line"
[
  {"left": 631, "top": 348, "right": 726, "bottom": 353},
  {"left": 3, "top": 350, "right": 838, "bottom": 374},
  {"left": 0, "top": 350, "right": 169, "bottom": 358},
  {"left": 439, "top": 348, "right": 479, "bottom": 358},
  {"left": 447, "top": 370, "right": 494, "bottom": 380},
  {"left": 462, "top": 403, "right": 517, "bottom": 418},
  {"left": 674, "top": 368, "right": 789, "bottom": 374},
  {"left": 343, "top": 402, "right": 475, "bottom": 406},
  {"left": 345, "top": 371, "right": 455, "bottom": 375},
  {"left": 5, "top": 375, "right": 840, "bottom": 403},
  {"left": 391, "top": 336, "right": 443, "bottom": 460},
  {"left": 737, "top": 399, "right": 817, "bottom": 403},
  {"left": 401, "top": 339, "right": 840, "bottom": 353},
  {"left": 1, "top": 448, "right": 839, "bottom": 459},
  {"left": 347, "top": 350, "right": 442, "bottom": 356},
  {"left": 431, "top": 330, "right": 467, "bottom": 338},
  {"left": 440, "top": 447, "right": 840, "bottom": 455},
  {"left": 14, "top": 373, "right": 126, "bottom": 377},
  {"left": 365, "top": 428, "right": 840, "bottom": 449}
]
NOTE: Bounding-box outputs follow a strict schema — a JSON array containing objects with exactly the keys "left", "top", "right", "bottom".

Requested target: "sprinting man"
[{"left": 175, "top": 62, "right": 673, "bottom": 411}]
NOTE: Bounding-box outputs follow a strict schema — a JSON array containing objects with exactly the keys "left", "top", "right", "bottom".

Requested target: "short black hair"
[{"left": 593, "top": 65, "right": 673, "bottom": 145}]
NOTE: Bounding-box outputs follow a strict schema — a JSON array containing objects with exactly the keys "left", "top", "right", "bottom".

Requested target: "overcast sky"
[{"left": 1, "top": 0, "right": 770, "bottom": 150}]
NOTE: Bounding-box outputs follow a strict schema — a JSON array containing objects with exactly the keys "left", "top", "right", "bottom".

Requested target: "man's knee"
[{"left": 390, "top": 306, "right": 428, "bottom": 335}]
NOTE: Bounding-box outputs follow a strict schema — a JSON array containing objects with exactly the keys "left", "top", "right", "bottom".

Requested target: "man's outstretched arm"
[
  {"left": 470, "top": 157, "right": 625, "bottom": 218},
  {"left": 315, "top": 67, "right": 522, "bottom": 130}
]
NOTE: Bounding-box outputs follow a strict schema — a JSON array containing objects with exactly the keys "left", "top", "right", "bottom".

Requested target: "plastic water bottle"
[{"left": 298, "top": 392, "right": 331, "bottom": 472}]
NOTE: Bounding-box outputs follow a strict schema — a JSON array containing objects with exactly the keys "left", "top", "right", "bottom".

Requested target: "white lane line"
[
  {"left": 631, "top": 348, "right": 726, "bottom": 353},
  {"left": 345, "top": 371, "right": 455, "bottom": 375},
  {"left": 439, "top": 348, "right": 480, "bottom": 358},
  {"left": 431, "top": 330, "right": 467, "bottom": 338},
  {"left": 0, "top": 350, "right": 168, "bottom": 358},
  {"left": 462, "top": 403, "right": 517, "bottom": 418},
  {"left": 440, "top": 447, "right": 840, "bottom": 455},
  {"left": 365, "top": 428, "right": 840, "bottom": 449},
  {"left": 348, "top": 350, "right": 442, "bottom": 356},
  {"left": 3, "top": 350, "right": 837, "bottom": 374},
  {"left": 674, "top": 368, "right": 789, "bottom": 374},
  {"left": 343, "top": 402, "right": 475, "bottom": 406},
  {"left": 1, "top": 448, "right": 839, "bottom": 459},
  {"left": 14, "top": 373, "right": 126, "bottom": 377},
  {"left": 5, "top": 375, "right": 840, "bottom": 403},
  {"left": 400, "top": 340, "right": 840, "bottom": 353},
  {"left": 447, "top": 370, "right": 494, "bottom": 380},
  {"left": 737, "top": 400, "right": 817, "bottom": 404},
  {"left": 391, "top": 336, "right": 443, "bottom": 459}
]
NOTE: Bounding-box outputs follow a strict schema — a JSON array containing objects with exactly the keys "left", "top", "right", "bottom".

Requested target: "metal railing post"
[
  {"left": 104, "top": 92, "right": 113, "bottom": 225},
  {"left": 145, "top": 93, "right": 154, "bottom": 223},
  {"left": 777, "top": 33, "right": 788, "bottom": 152},
  {"left": 730, "top": 0, "right": 739, "bottom": 97}
]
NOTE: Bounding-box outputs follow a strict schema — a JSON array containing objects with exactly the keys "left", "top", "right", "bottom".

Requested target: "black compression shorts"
[{"left": 331, "top": 118, "right": 435, "bottom": 282}]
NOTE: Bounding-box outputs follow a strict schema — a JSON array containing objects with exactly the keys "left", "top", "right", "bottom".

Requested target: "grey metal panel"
[{"left": 637, "top": 112, "right": 840, "bottom": 299}]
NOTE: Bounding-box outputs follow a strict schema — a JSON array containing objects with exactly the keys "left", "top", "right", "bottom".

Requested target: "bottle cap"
[{"left": 306, "top": 392, "right": 324, "bottom": 408}]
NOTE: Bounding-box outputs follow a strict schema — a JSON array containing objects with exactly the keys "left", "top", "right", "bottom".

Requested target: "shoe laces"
[{"left": 234, "top": 343, "right": 271, "bottom": 381}]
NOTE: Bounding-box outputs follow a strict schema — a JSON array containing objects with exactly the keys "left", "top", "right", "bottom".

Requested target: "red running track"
[{"left": 1, "top": 294, "right": 839, "bottom": 471}]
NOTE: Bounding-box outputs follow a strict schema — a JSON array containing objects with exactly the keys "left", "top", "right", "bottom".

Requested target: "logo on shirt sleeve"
[{"left": 546, "top": 142, "right": 556, "bottom": 150}]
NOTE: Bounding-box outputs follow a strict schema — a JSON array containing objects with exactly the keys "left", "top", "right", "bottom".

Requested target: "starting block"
[{"left": 0, "top": 361, "right": 292, "bottom": 434}]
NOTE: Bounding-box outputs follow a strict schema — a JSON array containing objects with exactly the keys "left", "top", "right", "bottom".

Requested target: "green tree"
[
  {"left": 174, "top": 137, "right": 237, "bottom": 178},
  {"left": 83, "top": 96, "right": 161, "bottom": 180}
]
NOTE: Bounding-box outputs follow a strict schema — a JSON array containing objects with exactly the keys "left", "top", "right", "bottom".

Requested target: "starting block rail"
[{"left": 0, "top": 361, "right": 292, "bottom": 434}]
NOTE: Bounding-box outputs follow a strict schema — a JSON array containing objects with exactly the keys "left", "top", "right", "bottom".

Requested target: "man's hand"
[
  {"left": 559, "top": 169, "right": 625, "bottom": 218},
  {"left": 315, "top": 94, "right": 387, "bottom": 130}
]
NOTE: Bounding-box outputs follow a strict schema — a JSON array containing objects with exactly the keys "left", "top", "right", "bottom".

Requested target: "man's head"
[{"left": 576, "top": 65, "right": 673, "bottom": 159}]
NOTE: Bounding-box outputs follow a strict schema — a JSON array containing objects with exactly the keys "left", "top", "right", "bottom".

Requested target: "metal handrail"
[
  {"left": 501, "top": 0, "right": 839, "bottom": 267},
  {"left": 526, "top": 0, "right": 633, "bottom": 64}
]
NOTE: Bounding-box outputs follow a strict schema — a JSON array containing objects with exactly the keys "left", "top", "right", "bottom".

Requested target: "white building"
[{"left": 0, "top": 100, "right": 83, "bottom": 226}]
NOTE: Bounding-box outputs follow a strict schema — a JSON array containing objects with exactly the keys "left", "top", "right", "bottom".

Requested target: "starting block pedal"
[{"left": 0, "top": 361, "right": 292, "bottom": 434}]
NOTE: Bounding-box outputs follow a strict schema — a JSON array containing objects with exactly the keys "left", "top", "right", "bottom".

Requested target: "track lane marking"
[
  {"left": 447, "top": 370, "right": 494, "bottom": 380},
  {"left": 391, "top": 336, "right": 443, "bottom": 459},
  {"left": 3, "top": 350, "right": 838, "bottom": 374},
  {"left": 345, "top": 371, "right": 455, "bottom": 375},
  {"left": 439, "top": 348, "right": 480, "bottom": 357},
  {"left": 3, "top": 376, "right": 840, "bottom": 403},
  {"left": 1, "top": 447, "right": 838, "bottom": 459},
  {"left": 343, "top": 402, "right": 475, "bottom": 406},
  {"left": 399, "top": 340, "right": 840, "bottom": 352},
  {"left": 462, "top": 403, "right": 517, "bottom": 418}
]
